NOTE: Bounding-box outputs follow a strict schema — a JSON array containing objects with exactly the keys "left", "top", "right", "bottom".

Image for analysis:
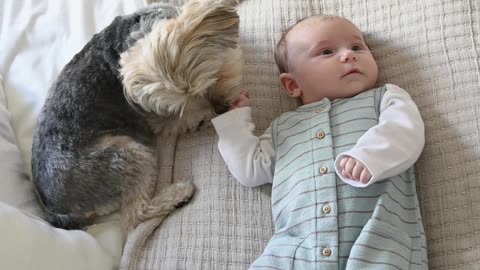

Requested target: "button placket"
[{"left": 310, "top": 100, "right": 335, "bottom": 264}]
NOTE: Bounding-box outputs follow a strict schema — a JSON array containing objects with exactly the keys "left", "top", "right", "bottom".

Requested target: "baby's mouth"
[{"left": 342, "top": 68, "right": 361, "bottom": 77}]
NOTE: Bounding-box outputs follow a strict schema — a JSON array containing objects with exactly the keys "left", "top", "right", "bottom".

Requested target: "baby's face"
[{"left": 285, "top": 17, "right": 378, "bottom": 103}]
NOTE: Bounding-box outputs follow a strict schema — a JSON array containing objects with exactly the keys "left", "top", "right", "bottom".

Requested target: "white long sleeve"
[
  {"left": 334, "top": 84, "right": 425, "bottom": 187},
  {"left": 211, "top": 107, "right": 275, "bottom": 187}
]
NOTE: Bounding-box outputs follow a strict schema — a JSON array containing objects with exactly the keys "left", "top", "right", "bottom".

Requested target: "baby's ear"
[{"left": 279, "top": 73, "right": 301, "bottom": 98}]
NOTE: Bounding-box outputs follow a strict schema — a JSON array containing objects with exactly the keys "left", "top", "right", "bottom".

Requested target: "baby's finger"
[
  {"left": 339, "top": 157, "right": 348, "bottom": 169},
  {"left": 238, "top": 96, "right": 250, "bottom": 106},
  {"left": 359, "top": 167, "right": 372, "bottom": 184},
  {"left": 351, "top": 162, "right": 364, "bottom": 180},
  {"left": 342, "top": 170, "right": 353, "bottom": 180},
  {"left": 344, "top": 157, "right": 356, "bottom": 174}
]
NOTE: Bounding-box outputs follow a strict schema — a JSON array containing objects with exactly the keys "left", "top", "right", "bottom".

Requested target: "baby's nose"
[{"left": 340, "top": 50, "right": 358, "bottom": 62}]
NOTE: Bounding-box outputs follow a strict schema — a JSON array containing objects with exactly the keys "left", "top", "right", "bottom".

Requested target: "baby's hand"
[
  {"left": 339, "top": 156, "right": 371, "bottom": 184},
  {"left": 229, "top": 90, "right": 250, "bottom": 110}
]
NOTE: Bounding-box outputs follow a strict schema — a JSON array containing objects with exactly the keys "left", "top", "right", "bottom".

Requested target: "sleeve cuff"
[{"left": 211, "top": 107, "right": 252, "bottom": 133}]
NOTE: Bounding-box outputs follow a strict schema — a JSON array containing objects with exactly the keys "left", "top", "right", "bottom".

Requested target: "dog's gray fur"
[{"left": 31, "top": 1, "right": 241, "bottom": 230}]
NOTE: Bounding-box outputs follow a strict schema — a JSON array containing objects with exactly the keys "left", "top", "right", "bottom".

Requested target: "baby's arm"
[
  {"left": 335, "top": 84, "right": 425, "bottom": 187},
  {"left": 211, "top": 92, "right": 275, "bottom": 187}
]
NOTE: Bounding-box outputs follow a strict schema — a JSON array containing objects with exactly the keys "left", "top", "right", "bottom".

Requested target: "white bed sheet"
[{"left": 0, "top": 1, "right": 146, "bottom": 269}]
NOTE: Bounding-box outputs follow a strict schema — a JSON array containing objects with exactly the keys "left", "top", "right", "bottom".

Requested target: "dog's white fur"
[{"left": 121, "top": 0, "right": 243, "bottom": 136}]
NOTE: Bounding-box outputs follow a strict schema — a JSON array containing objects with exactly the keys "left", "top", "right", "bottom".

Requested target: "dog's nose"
[{"left": 214, "top": 104, "right": 229, "bottom": 115}]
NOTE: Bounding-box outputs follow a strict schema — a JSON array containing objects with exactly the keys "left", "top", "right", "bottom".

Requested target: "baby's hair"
[{"left": 274, "top": 14, "right": 349, "bottom": 74}]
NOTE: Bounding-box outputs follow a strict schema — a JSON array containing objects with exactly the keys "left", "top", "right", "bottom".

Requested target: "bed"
[{"left": 1, "top": 0, "right": 479, "bottom": 269}]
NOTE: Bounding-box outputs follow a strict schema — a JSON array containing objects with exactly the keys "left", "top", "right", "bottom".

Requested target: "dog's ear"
[{"left": 120, "top": 0, "right": 242, "bottom": 117}]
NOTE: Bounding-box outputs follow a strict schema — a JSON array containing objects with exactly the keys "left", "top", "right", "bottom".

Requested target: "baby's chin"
[{"left": 341, "top": 81, "right": 376, "bottom": 97}]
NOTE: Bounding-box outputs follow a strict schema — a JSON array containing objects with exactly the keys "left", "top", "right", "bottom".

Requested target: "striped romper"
[{"left": 212, "top": 85, "right": 428, "bottom": 270}]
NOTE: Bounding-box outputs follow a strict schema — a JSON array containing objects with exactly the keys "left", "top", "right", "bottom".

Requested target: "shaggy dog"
[{"left": 31, "top": 0, "right": 242, "bottom": 230}]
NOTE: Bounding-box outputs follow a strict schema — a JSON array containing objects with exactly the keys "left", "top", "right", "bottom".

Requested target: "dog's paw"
[
  {"left": 171, "top": 181, "right": 195, "bottom": 208},
  {"left": 174, "top": 200, "right": 189, "bottom": 209}
]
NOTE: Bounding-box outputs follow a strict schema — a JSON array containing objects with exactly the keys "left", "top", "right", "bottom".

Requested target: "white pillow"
[
  {"left": 0, "top": 201, "right": 118, "bottom": 270},
  {"left": 0, "top": 74, "right": 41, "bottom": 216}
]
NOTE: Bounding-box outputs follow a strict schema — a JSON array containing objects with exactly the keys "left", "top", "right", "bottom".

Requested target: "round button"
[
  {"left": 322, "top": 247, "right": 331, "bottom": 257},
  {"left": 319, "top": 166, "right": 328, "bottom": 174},
  {"left": 316, "top": 131, "right": 325, "bottom": 139},
  {"left": 315, "top": 107, "right": 325, "bottom": 113},
  {"left": 322, "top": 204, "right": 331, "bottom": 214}
]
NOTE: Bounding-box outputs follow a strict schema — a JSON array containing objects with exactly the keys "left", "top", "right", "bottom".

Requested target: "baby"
[{"left": 212, "top": 15, "right": 428, "bottom": 269}]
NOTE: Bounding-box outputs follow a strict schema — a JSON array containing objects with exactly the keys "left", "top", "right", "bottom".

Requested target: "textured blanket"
[{"left": 122, "top": 0, "right": 480, "bottom": 269}]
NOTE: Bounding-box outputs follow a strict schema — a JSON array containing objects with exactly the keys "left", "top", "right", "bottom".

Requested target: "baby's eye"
[
  {"left": 320, "top": 49, "right": 333, "bottom": 55},
  {"left": 351, "top": 45, "right": 362, "bottom": 51}
]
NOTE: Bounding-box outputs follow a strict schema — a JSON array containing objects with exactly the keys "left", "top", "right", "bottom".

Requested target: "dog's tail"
[{"left": 43, "top": 210, "right": 91, "bottom": 230}]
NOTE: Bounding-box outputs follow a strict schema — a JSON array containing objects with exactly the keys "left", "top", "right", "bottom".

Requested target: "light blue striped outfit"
[{"left": 249, "top": 87, "right": 428, "bottom": 270}]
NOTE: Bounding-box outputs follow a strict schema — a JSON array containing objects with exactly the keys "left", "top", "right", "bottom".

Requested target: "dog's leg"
[
  {"left": 72, "top": 134, "right": 195, "bottom": 229},
  {"left": 107, "top": 134, "right": 196, "bottom": 228},
  {"left": 33, "top": 134, "right": 159, "bottom": 229},
  {"left": 128, "top": 180, "right": 195, "bottom": 227}
]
